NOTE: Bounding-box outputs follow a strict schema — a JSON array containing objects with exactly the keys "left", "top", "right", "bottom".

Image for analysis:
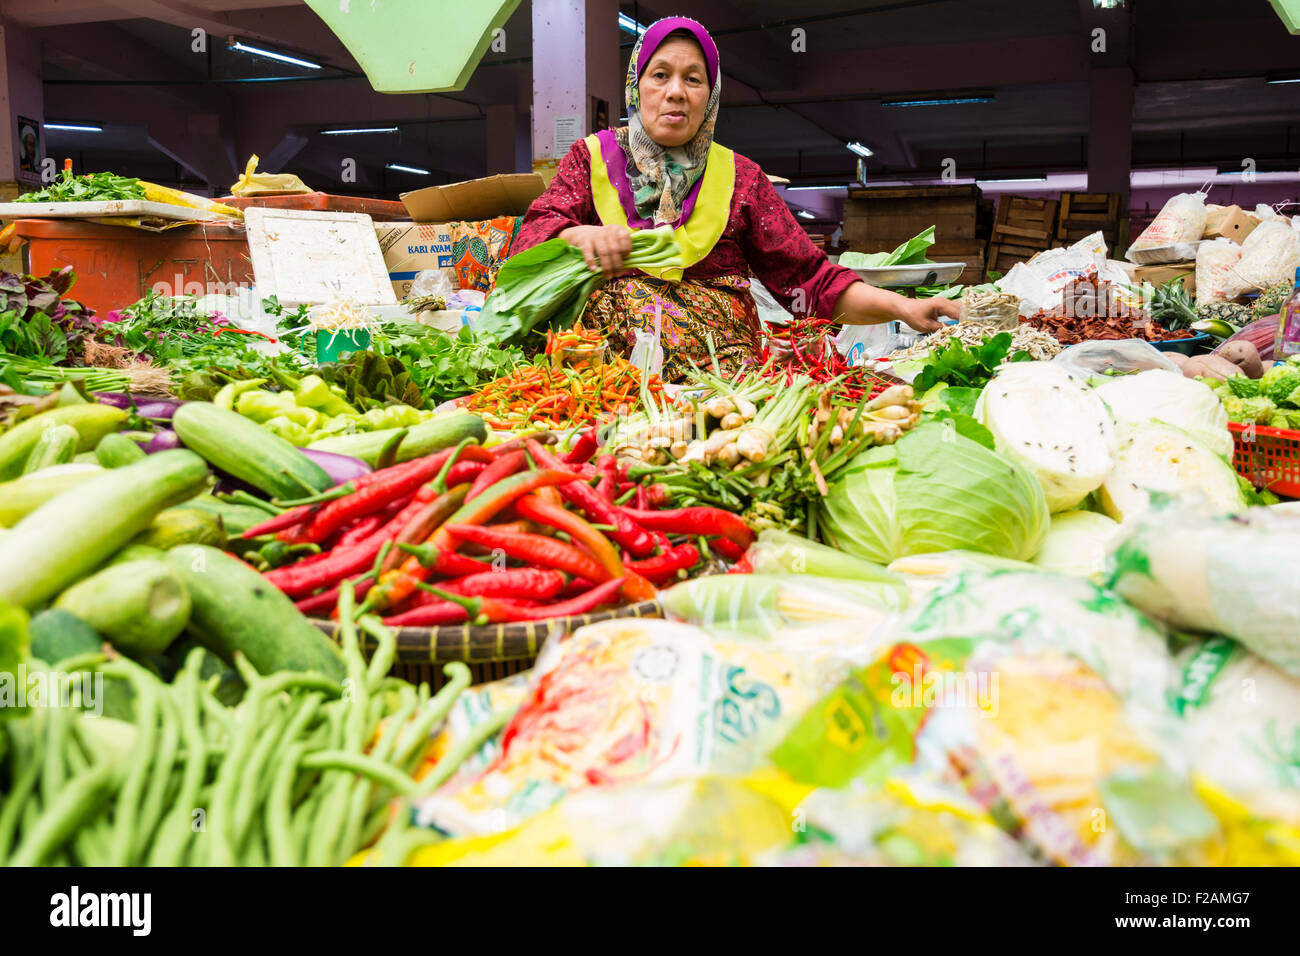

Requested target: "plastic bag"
[
  {"left": 1224, "top": 213, "right": 1300, "bottom": 298},
  {"left": 748, "top": 277, "right": 794, "bottom": 329},
  {"left": 407, "top": 268, "right": 455, "bottom": 302},
  {"left": 835, "top": 321, "right": 909, "bottom": 366},
  {"left": 627, "top": 299, "right": 665, "bottom": 378},
  {"left": 1051, "top": 338, "right": 1181, "bottom": 384},
  {"left": 997, "top": 231, "right": 1108, "bottom": 316},
  {"left": 1128, "top": 192, "right": 1208, "bottom": 260},
  {"left": 414, "top": 618, "right": 835, "bottom": 836},
  {"left": 959, "top": 288, "right": 1020, "bottom": 329},
  {"left": 1195, "top": 237, "right": 1244, "bottom": 306},
  {"left": 229, "top": 154, "right": 313, "bottom": 196},
  {"left": 1107, "top": 507, "right": 1300, "bottom": 676}
]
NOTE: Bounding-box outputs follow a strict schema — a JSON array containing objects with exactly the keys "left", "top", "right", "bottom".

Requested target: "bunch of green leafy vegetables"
[
  {"left": 0, "top": 267, "right": 95, "bottom": 365},
  {"left": 16, "top": 169, "right": 146, "bottom": 204},
  {"left": 363, "top": 322, "right": 526, "bottom": 406},
  {"left": 913, "top": 331, "right": 1031, "bottom": 392}
]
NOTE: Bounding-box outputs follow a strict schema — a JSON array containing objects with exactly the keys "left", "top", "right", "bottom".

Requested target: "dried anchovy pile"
[{"left": 888, "top": 320, "right": 1064, "bottom": 362}]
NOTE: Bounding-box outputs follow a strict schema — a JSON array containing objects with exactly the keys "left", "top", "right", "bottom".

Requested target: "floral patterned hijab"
[{"left": 615, "top": 17, "right": 721, "bottom": 226}]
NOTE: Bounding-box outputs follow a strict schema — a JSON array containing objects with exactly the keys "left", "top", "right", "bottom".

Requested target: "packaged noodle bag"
[
  {"left": 771, "top": 633, "right": 1227, "bottom": 866},
  {"left": 414, "top": 618, "right": 835, "bottom": 837}
]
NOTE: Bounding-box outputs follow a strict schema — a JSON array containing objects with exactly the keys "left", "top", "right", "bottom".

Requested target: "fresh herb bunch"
[
  {"left": 316, "top": 351, "right": 426, "bottom": 410},
  {"left": 0, "top": 267, "right": 95, "bottom": 365},
  {"left": 913, "top": 332, "right": 1031, "bottom": 392},
  {"left": 366, "top": 323, "right": 527, "bottom": 406},
  {"left": 16, "top": 168, "right": 146, "bottom": 204}
]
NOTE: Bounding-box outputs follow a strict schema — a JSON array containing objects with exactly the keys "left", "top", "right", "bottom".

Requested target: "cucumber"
[
  {"left": 173, "top": 401, "right": 332, "bottom": 499},
  {"left": 174, "top": 493, "right": 269, "bottom": 537},
  {"left": 29, "top": 608, "right": 103, "bottom": 665},
  {"left": 94, "top": 432, "right": 147, "bottom": 468},
  {"left": 55, "top": 560, "right": 191, "bottom": 655},
  {"left": 108, "top": 544, "right": 167, "bottom": 566},
  {"left": 165, "top": 544, "right": 345, "bottom": 682},
  {"left": 166, "top": 637, "right": 245, "bottom": 706},
  {"left": 0, "top": 464, "right": 102, "bottom": 526},
  {"left": 131, "top": 507, "right": 226, "bottom": 551},
  {"left": 307, "top": 413, "right": 487, "bottom": 467},
  {"left": 0, "top": 449, "right": 209, "bottom": 610},
  {"left": 0, "top": 404, "right": 128, "bottom": 480},
  {"left": 21, "top": 424, "right": 79, "bottom": 475}
]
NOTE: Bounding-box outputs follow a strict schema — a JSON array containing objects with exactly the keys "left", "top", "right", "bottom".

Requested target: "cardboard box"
[
  {"left": 1202, "top": 204, "right": 1258, "bottom": 244},
  {"left": 1132, "top": 261, "right": 1196, "bottom": 296},
  {"left": 401, "top": 173, "right": 545, "bottom": 223},
  {"left": 373, "top": 221, "right": 455, "bottom": 299}
]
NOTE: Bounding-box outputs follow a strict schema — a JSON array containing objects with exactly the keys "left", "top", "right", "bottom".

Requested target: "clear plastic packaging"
[
  {"left": 1128, "top": 192, "right": 1208, "bottom": 258},
  {"left": 1050, "top": 338, "right": 1181, "bottom": 384},
  {"left": 1195, "top": 237, "right": 1244, "bottom": 306},
  {"left": 1225, "top": 212, "right": 1300, "bottom": 298}
]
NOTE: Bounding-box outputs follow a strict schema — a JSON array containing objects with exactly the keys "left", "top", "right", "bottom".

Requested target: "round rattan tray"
[{"left": 310, "top": 599, "right": 663, "bottom": 664}]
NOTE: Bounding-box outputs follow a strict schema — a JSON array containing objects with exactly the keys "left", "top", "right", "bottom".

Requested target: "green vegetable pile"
[
  {"left": 0, "top": 603, "right": 508, "bottom": 866},
  {"left": 1206, "top": 356, "right": 1300, "bottom": 430},
  {"left": 16, "top": 168, "right": 146, "bottom": 204},
  {"left": 475, "top": 226, "right": 683, "bottom": 346},
  {"left": 913, "top": 331, "right": 1031, "bottom": 392}
]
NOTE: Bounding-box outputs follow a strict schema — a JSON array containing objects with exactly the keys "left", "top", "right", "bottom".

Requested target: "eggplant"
[
  {"left": 299, "top": 448, "right": 373, "bottom": 485},
  {"left": 145, "top": 429, "right": 182, "bottom": 454},
  {"left": 91, "top": 392, "right": 133, "bottom": 409},
  {"left": 133, "top": 400, "right": 181, "bottom": 421}
]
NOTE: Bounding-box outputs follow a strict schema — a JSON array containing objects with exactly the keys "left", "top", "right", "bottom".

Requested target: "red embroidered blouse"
[{"left": 513, "top": 139, "right": 860, "bottom": 320}]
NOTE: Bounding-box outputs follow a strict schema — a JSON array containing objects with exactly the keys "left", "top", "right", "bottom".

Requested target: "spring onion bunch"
[{"left": 475, "top": 226, "right": 683, "bottom": 346}]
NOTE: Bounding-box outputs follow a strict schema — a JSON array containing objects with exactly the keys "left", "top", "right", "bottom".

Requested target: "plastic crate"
[{"left": 1229, "top": 421, "right": 1300, "bottom": 498}]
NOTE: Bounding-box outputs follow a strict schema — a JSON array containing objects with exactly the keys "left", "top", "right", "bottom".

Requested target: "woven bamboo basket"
[{"left": 311, "top": 599, "right": 663, "bottom": 688}]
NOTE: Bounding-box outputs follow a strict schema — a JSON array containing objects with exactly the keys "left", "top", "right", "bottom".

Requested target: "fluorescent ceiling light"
[
  {"left": 976, "top": 175, "right": 1047, "bottom": 183},
  {"left": 1092, "top": 0, "right": 1124, "bottom": 9},
  {"left": 322, "top": 126, "right": 399, "bottom": 135},
  {"left": 618, "top": 13, "right": 648, "bottom": 35},
  {"left": 386, "top": 163, "right": 430, "bottom": 175},
  {"left": 882, "top": 95, "right": 994, "bottom": 108},
  {"left": 846, "top": 141, "right": 874, "bottom": 159},
  {"left": 44, "top": 123, "right": 102, "bottom": 132},
  {"left": 785, "top": 184, "right": 847, "bottom": 191},
  {"left": 229, "top": 40, "right": 321, "bottom": 71},
  {"left": 795, "top": 210, "right": 816, "bottom": 220},
  {"left": 1266, "top": 74, "right": 1300, "bottom": 84}
]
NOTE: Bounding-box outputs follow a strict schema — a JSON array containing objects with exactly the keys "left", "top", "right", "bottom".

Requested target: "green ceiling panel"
[
  {"left": 1270, "top": 0, "right": 1300, "bottom": 33},
  {"left": 304, "top": 0, "right": 523, "bottom": 93}
]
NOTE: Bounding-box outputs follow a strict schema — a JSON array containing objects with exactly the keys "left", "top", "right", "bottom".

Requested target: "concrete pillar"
[
  {"left": 0, "top": 22, "right": 45, "bottom": 194},
  {"left": 530, "top": 0, "right": 621, "bottom": 169},
  {"left": 1086, "top": 66, "right": 1134, "bottom": 208}
]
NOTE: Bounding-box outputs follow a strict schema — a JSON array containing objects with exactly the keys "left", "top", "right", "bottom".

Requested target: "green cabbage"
[
  {"left": 975, "top": 361, "right": 1116, "bottom": 512},
  {"left": 1031, "top": 510, "right": 1122, "bottom": 581},
  {"left": 1095, "top": 370, "right": 1232, "bottom": 460},
  {"left": 1098, "top": 421, "right": 1246, "bottom": 523},
  {"left": 819, "top": 422, "right": 1050, "bottom": 564}
]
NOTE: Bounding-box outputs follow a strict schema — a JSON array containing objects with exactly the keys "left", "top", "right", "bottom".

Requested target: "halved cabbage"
[
  {"left": 1098, "top": 422, "right": 1246, "bottom": 522},
  {"left": 1031, "top": 510, "right": 1122, "bottom": 581},
  {"left": 975, "top": 361, "right": 1116, "bottom": 512},
  {"left": 1095, "top": 370, "right": 1232, "bottom": 460}
]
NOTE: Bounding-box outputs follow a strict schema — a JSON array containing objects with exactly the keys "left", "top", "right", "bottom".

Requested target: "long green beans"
[{"left": 0, "top": 586, "right": 502, "bottom": 867}]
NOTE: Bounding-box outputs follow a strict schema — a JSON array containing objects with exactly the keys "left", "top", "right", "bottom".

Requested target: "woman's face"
[{"left": 636, "top": 36, "right": 710, "bottom": 148}]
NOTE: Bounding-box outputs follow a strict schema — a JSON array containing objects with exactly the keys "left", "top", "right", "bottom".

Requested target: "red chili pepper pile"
[
  {"left": 760, "top": 316, "right": 897, "bottom": 403},
  {"left": 246, "top": 431, "right": 755, "bottom": 627}
]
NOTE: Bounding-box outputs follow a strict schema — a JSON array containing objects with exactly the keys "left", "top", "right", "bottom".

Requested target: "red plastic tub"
[
  {"left": 14, "top": 218, "right": 255, "bottom": 316},
  {"left": 1229, "top": 421, "right": 1300, "bottom": 498}
]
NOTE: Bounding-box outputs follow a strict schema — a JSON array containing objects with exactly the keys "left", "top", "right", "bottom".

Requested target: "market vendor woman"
[{"left": 513, "top": 16, "right": 959, "bottom": 381}]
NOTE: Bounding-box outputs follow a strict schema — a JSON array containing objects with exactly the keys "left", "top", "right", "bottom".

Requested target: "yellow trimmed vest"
[{"left": 586, "top": 133, "right": 735, "bottom": 282}]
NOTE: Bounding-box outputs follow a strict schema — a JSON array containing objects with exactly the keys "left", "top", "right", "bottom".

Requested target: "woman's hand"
[
  {"left": 832, "top": 281, "right": 960, "bottom": 334},
  {"left": 896, "top": 295, "right": 960, "bottom": 334},
  {"left": 559, "top": 224, "right": 632, "bottom": 277}
]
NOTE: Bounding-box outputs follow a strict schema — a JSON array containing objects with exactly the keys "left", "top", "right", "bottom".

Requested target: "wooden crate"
[
  {"left": 985, "top": 240, "right": 1044, "bottom": 278},
  {"left": 841, "top": 183, "right": 981, "bottom": 250},
  {"left": 990, "top": 195, "right": 1059, "bottom": 248},
  {"left": 929, "top": 239, "right": 986, "bottom": 285},
  {"left": 1055, "top": 192, "right": 1121, "bottom": 247}
]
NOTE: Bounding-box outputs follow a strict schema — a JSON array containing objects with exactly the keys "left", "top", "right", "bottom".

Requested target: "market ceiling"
[{"left": 15, "top": 0, "right": 1300, "bottom": 193}]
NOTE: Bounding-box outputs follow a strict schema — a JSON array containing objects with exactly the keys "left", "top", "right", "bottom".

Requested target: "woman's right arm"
[{"left": 513, "top": 140, "right": 599, "bottom": 254}]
